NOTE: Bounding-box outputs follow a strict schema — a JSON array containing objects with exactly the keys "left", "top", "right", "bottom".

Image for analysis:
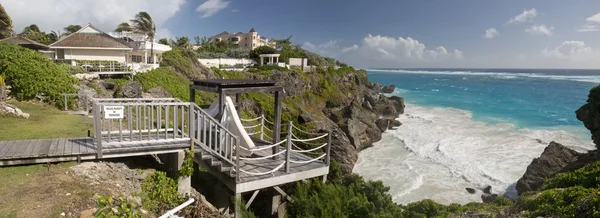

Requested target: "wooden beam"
[
  {"left": 235, "top": 166, "right": 329, "bottom": 193},
  {"left": 245, "top": 190, "right": 260, "bottom": 209},
  {"left": 273, "top": 91, "right": 282, "bottom": 159},
  {"left": 222, "top": 86, "right": 284, "bottom": 94},
  {"left": 273, "top": 186, "right": 294, "bottom": 203},
  {"left": 190, "top": 85, "right": 219, "bottom": 93}
]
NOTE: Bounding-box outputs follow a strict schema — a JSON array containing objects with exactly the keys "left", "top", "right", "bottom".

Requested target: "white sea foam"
[
  {"left": 367, "top": 69, "right": 600, "bottom": 84},
  {"left": 353, "top": 104, "right": 594, "bottom": 205}
]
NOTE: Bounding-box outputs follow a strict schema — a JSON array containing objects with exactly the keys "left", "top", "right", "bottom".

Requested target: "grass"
[
  {"left": 0, "top": 101, "right": 93, "bottom": 140},
  {"left": 0, "top": 162, "right": 96, "bottom": 218}
]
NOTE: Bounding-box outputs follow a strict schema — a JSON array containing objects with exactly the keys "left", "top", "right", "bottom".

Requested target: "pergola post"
[
  {"left": 260, "top": 57, "right": 264, "bottom": 66},
  {"left": 273, "top": 90, "right": 282, "bottom": 159}
]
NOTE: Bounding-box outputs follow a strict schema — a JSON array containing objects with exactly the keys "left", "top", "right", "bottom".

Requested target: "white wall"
[
  {"left": 289, "top": 58, "right": 308, "bottom": 67},
  {"left": 62, "top": 49, "right": 128, "bottom": 62},
  {"left": 198, "top": 58, "right": 255, "bottom": 68}
]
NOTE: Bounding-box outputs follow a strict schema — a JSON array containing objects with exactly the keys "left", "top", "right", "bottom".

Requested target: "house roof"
[
  {"left": 49, "top": 24, "right": 132, "bottom": 50},
  {"left": 0, "top": 36, "right": 49, "bottom": 50},
  {"left": 249, "top": 28, "right": 256, "bottom": 33}
]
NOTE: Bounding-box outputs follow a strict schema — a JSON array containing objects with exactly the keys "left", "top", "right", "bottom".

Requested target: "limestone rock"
[
  {"left": 375, "top": 119, "right": 389, "bottom": 132},
  {"left": 144, "top": 87, "right": 172, "bottom": 98},
  {"left": 576, "top": 89, "right": 600, "bottom": 148},
  {"left": 381, "top": 84, "right": 396, "bottom": 93},
  {"left": 0, "top": 102, "right": 30, "bottom": 118},
  {"left": 515, "top": 141, "right": 581, "bottom": 195},
  {"left": 118, "top": 81, "right": 143, "bottom": 98},
  {"left": 390, "top": 119, "right": 402, "bottom": 128}
]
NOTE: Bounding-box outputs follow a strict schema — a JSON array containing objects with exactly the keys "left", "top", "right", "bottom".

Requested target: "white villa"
[
  {"left": 47, "top": 24, "right": 171, "bottom": 72},
  {"left": 208, "top": 28, "right": 276, "bottom": 50}
]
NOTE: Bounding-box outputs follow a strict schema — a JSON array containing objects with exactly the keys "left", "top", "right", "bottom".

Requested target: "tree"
[
  {"left": 20, "top": 24, "right": 49, "bottom": 44},
  {"left": 63, "top": 25, "right": 81, "bottom": 35},
  {"left": 131, "top": 11, "right": 156, "bottom": 62},
  {"left": 114, "top": 22, "right": 132, "bottom": 32},
  {"left": 158, "top": 38, "right": 169, "bottom": 45},
  {"left": 0, "top": 4, "right": 14, "bottom": 39},
  {"left": 169, "top": 36, "right": 190, "bottom": 49},
  {"left": 46, "top": 31, "right": 59, "bottom": 43}
]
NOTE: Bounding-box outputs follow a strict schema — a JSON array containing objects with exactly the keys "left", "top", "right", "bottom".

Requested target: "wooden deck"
[
  {"left": 194, "top": 138, "right": 329, "bottom": 193},
  {"left": 0, "top": 135, "right": 190, "bottom": 166}
]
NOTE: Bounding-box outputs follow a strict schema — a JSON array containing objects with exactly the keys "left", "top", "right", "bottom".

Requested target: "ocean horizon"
[{"left": 353, "top": 68, "right": 598, "bottom": 205}]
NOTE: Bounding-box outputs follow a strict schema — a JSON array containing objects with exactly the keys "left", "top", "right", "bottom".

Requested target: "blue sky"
[{"left": 2, "top": 0, "right": 600, "bottom": 68}]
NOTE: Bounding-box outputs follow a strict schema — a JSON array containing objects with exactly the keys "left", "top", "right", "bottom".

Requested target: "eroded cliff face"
[
  {"left": 240, "top": 69, "right": 405, "bottom": 172},
  {"left": 576, "top": 86, "right": 600, "bottom": 148}
]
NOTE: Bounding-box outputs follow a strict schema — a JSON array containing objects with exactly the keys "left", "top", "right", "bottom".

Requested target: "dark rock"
[
  {"left": 298, "top": 112, "right": 314, "bottom": 124},
  {"left": 576, "top": 88, "right": 600, "bottom": 148},
  {"left": 516, "top": 141, "right": 581, "bottom": 195},
  {"left": 482, "top": 185, "right": 492, "bottom": 194},
  {"left": 144, "top": 87, "right": 172, "bottom": 98},
  {"left": 381, "top": 84, "right": 396, "bottom": 93},
  {"left": 390, "top": 119, "right": 402, "bottom": 128},
  {"left": 102, "top": 81, "right": 117, "bottom": 90},
  {"left": 481, "top": 193, "right": 498, "bottom": 203},
  {"left": 362, "top": 100, "right": 373, "bottom": 111},
  {"left": 466, "top": 187, "right": 476, "bottom": 194},
  {"left": 375, "top": 119, "right": 389, "bottom": 132},
  {"left": 364, "top": 89, "right": 380, "bottom": 105},
  {"left": 118, "top": 81, "right": 143, "bottom": 98}
]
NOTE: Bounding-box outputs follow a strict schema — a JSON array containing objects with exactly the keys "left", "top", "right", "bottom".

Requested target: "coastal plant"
[
  {"left": 179, "top": 150, "right": 194, "bottom": 178},
  {"left": 140, "top": 171, "right": 184, "bottom": 214},
  {"left": 542, "top": 160, "right": 600, "bottom": 190},
  {"left": 93, "top": 195, "right": 141, "bottom": 218},
  {"left": 520, "top": 186, "right": 599, "bottom": 218},
  {"left": 0, "top": 42, "right": 77, "bottom": 108}
]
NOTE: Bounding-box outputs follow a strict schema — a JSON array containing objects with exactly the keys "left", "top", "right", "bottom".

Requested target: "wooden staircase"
[{"left": 194, "top": 149, "right": 236, "bottom": 178}]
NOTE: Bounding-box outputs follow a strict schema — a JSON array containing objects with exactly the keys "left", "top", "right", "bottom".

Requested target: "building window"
[
  {"left": 253, "top": 36, "right": 256, "bottom": 39},
  {"left": 230, "top": 37, "right": 239, "bottom": 42},
  {"left": 131, "top": 55, "right": 142, "bottom": 63},
  {"left": 245, "top": 44, "right": 247, "bottom": 47}
]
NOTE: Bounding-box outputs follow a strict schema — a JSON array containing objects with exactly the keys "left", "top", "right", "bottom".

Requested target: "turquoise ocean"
[{"left": 353, "top": 69, "right": 599, "bottom": 205}]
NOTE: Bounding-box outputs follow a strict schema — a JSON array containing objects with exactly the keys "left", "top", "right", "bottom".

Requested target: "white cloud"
[
  {"left": 0, "top": 0, "right": 185, "bottom": 33},
  {"left": 506, "top": 8, "right": 537, "bottom": 24},
  {"left": 541, "top": 41, "right": 593, "bottom": 59},
  {"left": 577, "top": 24, "right": 599, "bottom": 32},
  {"left": 196, "top": 0, "right": 230, "bottom": 18},
  {"left": 302, "top": 40, "right": 342, "bottom": 58},
  {"left": 484, "top": 28, "right": 499, "bottom": 39},
  {"left": 525, "top": 25, "right": 554, "bottom": 36},
  {"left": 156, "top": 28, "right": 174, "bottom": 39},
  {"left": 586, "top": 12, "right": 600, "bottom": 23},
  {"left": 577, "top": 13, "right": 600, "bottom": 33},
  {"left": 341, "top": 45, "right": 358, "bottom": 53}
]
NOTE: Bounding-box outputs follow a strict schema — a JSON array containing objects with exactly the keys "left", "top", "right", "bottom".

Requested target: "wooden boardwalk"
[{"left": 0, "top": 135, "right": 190, "bottom": 166}]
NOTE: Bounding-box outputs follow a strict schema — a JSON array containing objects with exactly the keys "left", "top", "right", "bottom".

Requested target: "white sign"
[{"left": 103, "top": 106, "right": 124, "bottom": 119}]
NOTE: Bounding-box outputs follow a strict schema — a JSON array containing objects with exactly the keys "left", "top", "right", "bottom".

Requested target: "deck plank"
[
  {"left": 25, "top": 139, "right": 43, "bottom": 158},
  {"left": 36, "top": 139, "right": 53, "bottom": 157},
  {"left": 63, "top": 139, "right": 74, "bottom": 156},
  {"left": 7, "top": 140, "right": 25, "bottom": 156},
  {"left": 71, "top": 138, "right": 81, "bottom": 155},
  {"left": 0, "top": 140, "right": 15, "bottom": 157},
  {"left": 14, "top": 140, "right": 32, "bottom": 158},
  {"left": 48, "top": 138, "right": 60, "bottom": 156},
  {"left": 56, "top": 138, "right": 66, "bottom": 155}
]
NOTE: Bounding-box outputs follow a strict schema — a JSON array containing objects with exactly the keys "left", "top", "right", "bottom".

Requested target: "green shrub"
[
  {"left": 542, "top": 160, "right": 600, "bottom": 190},
  {"left": 141, "top": 171, "right": 184, "bottom": 214},
  {"left": 179, "top": 150, "right": 194, "bottom": 178},
  {"left": 0, "top": 42, "right": 77, "bottom": 108},
  {"left": 521, "top": 186, "right": 599, "bottom": 218},
  {"left": 94, "top": 195, "right": 141, "bottom": 218},
  {"left": 57, "top": 63, "right": 86, "bottom": 74}
]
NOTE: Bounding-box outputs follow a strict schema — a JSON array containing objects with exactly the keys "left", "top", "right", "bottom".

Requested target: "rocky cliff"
[{"left": 236, "top": 69, "right": 404, "bottom": 172}]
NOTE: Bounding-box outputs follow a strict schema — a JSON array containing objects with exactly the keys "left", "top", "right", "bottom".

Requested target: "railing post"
[
  {"left": 285, "top": 121, "right": 292, "bottom": 173},
  {"left": 93, "top": 102, "right": 103, "bottom": 159},
  {"left": 189, "top": 103, "right": 195, "bottom": 151},
  {"left": 64, "top": 95, "right": 68, "bottom": 111},
  {"left": 260, "top": 114, "right": 265, "bottom": 141},
  {"left": 235, "top": 137, "right": 240, "bottom": 183},
  {"left": 326, "top": 130, "right": 332, "bottom": 166}
]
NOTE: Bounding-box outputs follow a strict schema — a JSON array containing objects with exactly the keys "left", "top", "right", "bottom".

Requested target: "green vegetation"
[
  {"left": 0, "top": 101, "right": 92, "bottom": 140},
  {"left": 94, "top": 195, "right": 142, "bottom": 218},
  {"left": 58, "top": 63, "right": 86, "bottom": 74},
  {"left": 180, "top": 150, "right": 195, "bottom": 178},
  {"left": 0, "top": 43, "right": 78, "bottom": 108},
  {"left": 0, "top": 4, "right": 14, "bottom": 39},
  {"left": 140, "top": 171, "right": 184, "bottom": 215},
  {"left": 542, "top": 160, "right": 600, "bottom": 190}
]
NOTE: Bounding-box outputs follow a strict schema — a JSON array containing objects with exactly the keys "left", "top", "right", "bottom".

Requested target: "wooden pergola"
[{"left": 189, "top": 79, "right": 284, "bottom": 154}]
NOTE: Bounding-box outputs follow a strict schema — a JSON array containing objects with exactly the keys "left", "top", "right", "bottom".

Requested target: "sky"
[{"left": 1, "top": 0, "right": 600, "bottom": 69}]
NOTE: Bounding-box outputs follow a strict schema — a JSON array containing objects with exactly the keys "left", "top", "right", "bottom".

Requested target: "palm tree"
[
  {"left": 63, "top": 25, "right": 81, "bottom": 35},
  {"left": 114, "top": 22, "right": 132, "bottom": 32},
  {"left": 130, "top": 12, "right": 156, "bottom": 63},
  {"left": 46, "top": 31, "right": 60, "bottom": 43},
  {"left": 0, "top": 4, "right": 14, "bottom": 39}
]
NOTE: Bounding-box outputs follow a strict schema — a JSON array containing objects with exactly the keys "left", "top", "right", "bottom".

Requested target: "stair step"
[{"left": 211, "top": 160, "right": 222, "bottom": 167}]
